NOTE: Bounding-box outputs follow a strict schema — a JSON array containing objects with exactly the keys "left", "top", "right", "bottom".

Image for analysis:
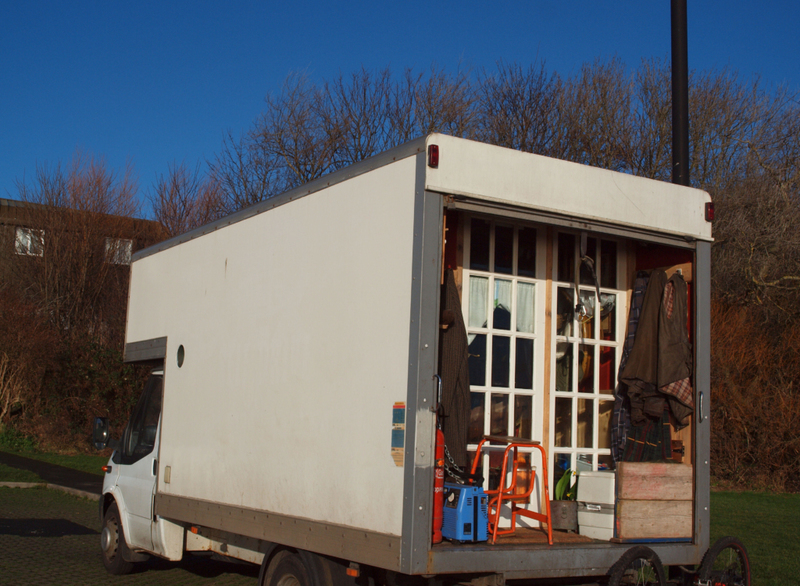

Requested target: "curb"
[
  {"left": 0, "top": 481, "right": 100, "bottom": 501},
  {"left": 0, "top": 482, "right": 44, "bottom": 489}
]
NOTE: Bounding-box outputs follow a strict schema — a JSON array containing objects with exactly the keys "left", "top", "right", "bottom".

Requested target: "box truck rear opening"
[{"left": 93, "top": 134, "right": 750, "bottom": 585}]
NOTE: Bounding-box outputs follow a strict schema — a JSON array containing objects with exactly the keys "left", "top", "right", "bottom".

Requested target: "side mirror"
[{"left": 93, "top": 417, "right": 110, "bottom": 450}]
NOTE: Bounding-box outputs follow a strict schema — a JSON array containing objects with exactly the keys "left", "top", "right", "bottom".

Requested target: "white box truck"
[{"left": 93, "top": 134, "right": 749, "bottom": 585}]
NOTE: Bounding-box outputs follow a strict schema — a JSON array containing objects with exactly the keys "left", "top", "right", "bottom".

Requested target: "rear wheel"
[
  {"left": 101, "top": 502, "right": 135, "bottom": 575},
  {"left": 266, "top": 553, "right": 311, "bottom": 586},
  {"left": 608, "top": 546, "right": 666, "bottom": 586},
  {"left": 698, "top": 536, "right": 751, "bottom": 586}
]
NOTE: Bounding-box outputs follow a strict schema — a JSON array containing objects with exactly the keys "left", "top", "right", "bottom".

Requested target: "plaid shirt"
[
  {"left": 622, "top": 406, "right": 672, "bottom": 462},
  {"left": 663, "top": 280, "right": 675, "bottom": 319},
  {"left": 661, "top": 377, "right": 694, "bottom": 408}
]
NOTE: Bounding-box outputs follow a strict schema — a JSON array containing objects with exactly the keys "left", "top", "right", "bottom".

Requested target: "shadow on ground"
[
  {"left": 0, "top": 517, "right": 98, "bottom": 537},
  {"left": 131, "top": 553, "right": 261, "bottom": 579}
]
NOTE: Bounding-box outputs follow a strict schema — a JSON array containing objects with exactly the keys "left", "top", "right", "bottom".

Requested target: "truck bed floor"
[{"left": 434, "top": 528, "right": 596, "bottom": 549}]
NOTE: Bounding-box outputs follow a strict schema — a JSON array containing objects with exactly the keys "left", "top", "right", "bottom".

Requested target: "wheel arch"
[
  {"left": 259, "top": 547, "right": 361, "bottom": 586},
  {"left": 101, "top": 488, "right": 134, "bottom": 551}
]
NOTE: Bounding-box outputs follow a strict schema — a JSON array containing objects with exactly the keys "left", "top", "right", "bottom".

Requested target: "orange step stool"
[{"left": 469, "top": 435, "right": 553, "bottom": 545}]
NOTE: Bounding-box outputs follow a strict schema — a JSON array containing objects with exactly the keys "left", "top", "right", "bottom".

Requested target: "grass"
[
  {"left": 709, "top": 490, "right": 800, "bottom": 586},
  {"left": 0, "top": 462, "right": 43, "bottom": 483},
  {"left": 0, "top": 425, "right": 108, "bottom": 476},
  {"left": 0, "top": 449, "right": 109, "bottom": 476}
]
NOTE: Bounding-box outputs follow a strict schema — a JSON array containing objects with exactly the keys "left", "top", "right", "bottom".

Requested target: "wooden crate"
[{"left": 615, "top": 462, "right": 693, "bottom": 541}]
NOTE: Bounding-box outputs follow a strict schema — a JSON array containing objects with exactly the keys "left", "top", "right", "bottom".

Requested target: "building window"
[
  {"left": 462, "top": 216, "right": 546, "bottom": 498},
  {"left": 105, "top": 238, "right": 133, "bottom": 265},
  {"left": 14, "top": 227, "right": 44, "bottom": 256},
  {"left": 551, "top": 232, "right": 626, "bottom": 488}
]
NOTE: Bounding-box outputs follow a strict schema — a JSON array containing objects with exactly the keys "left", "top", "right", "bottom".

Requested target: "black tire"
[
  {"left": 100, "top": 502, "right": 135, "bottom": 575},
  {"left": 608, "top": 546, "right": 667, "bottom": 586},
  {"left": 698, "top": 536, "right": 751, "bottom": 586},
  {"left": 267, "top": 553, "right": 312, "bottom": 586}
]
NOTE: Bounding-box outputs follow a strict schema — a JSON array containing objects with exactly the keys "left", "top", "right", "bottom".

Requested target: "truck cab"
[{"left": 95, "top": 370, "right": 182, "bottom": 573}]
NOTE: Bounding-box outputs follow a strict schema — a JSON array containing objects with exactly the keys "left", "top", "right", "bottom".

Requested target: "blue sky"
[{"left": 2, "top": 1, "right": 798, "bottom": 216}]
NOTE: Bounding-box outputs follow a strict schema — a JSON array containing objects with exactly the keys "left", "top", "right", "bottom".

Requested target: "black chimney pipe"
[{"left": 671, "top": 0, "right": 690, "bottom": 186}]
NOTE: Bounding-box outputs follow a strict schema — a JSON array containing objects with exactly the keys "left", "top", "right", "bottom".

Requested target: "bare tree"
[
  {"left": 556, "top": 57, "right": 634, "bottom": 171},
  {"left": 151, "top": 162, "right": 224, "bottom": 238},
  {"left": 321, "top": 67, "right": 393, "bottom": 168},
  {"left": 627, "top": 58, "right": 672, "bottom": 180},
  {"left": 11, "top": 154, "right": 144, "bottom": 340},
  {"left": 0, "top": 153, "right": 163, "bottom": 445},
  {"left": 413, "top": 65, "right": 476, "bottom": 138},
  {"left": 258, "top": 73, "right": 339, "bottom": 188},
  {"left": 689, "top": 69, "right": 770, "bottom": 191},
  {"left": 387, "top": 66, "right": 476, "bottom": 146},
  {"left": 476, "top": 60, "right": 561, "bottom": 155},
  {"left": 209, "top": 128, "right": 284, "bottom": 213}
]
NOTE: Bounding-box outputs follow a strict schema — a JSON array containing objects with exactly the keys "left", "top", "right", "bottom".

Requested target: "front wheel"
[
  {"left": 698, "top": 536, "right": 751, "bottom": 586},
  {"left": 608, "top": 546, "right": 666, "bottom": 586},
  {"left": 100, "top": 502, "right": 135, "bottom": 575}
]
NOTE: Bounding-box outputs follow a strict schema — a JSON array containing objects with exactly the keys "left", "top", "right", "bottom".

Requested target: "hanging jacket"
[{"left": 437, "top": 269, "right": 471, "bottom": 469}]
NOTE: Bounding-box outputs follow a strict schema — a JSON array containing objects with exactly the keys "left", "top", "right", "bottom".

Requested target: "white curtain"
[
  {"left": 516, "top": 282, "right": 535, "bottom": 333},
  {"left": 494, "top": 278, "right": 512, "bottom": 311},
  {"left": 469, "top": 276, "right": 489, "bottom": 328}
]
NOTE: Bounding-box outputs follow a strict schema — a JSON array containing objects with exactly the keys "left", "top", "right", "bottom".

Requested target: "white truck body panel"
[
  {"left": 427, "top": 134, "right": 713, "bottom": 242},
  {"left": 127, "top": 155, "right": 419, "bottom": 536}
]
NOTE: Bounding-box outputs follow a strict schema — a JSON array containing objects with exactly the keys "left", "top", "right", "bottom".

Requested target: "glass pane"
[
  {"left": 577, "top": 453, "right": 594, "bottom": 471},
  {"left": 600, "top": 240, "right": 618, "bottom": 288},
  {"left": 514, "top": 452, "right": 532, "bottom": 498},
  {"left": 495, "top": 225, "right": 513, "bottom": 274},
  {"left": 557, "top": 233, "right": 575, "bottom": 283},
  {"left": 492, "top": 336, "right": 510, "bottom": 387},
  {"left": 553, "top": 453, "right": 571, "bottom": 489},
  {"left": 468, "top": 276, "right": 489, "bottom": 328},
  {"left": 516, "top": 282, "right": 535, "bottom": 333},
  {"left": 600, "top": 293, "right": 617, "bottom": 341},
  {"left": 493, "top": 279, "right": 512, "bottom": 330},
  {"left": 578, "top": 344, "right": 594, "bottom": 393},
  {"left": 490, "top": 393, "right": 509, "bottom": 436},
  {"left": 556, "top": 288, "right": 574, "bottom": 337},
  {"left": 555, "top": 343, "right": 573, "bottom": 392},
  {"left": 555, "top": 397, "right": 572, "bottom": 447},
  {"left": 580, "top": 237, "right": 597, "bottom": 285},
  {"left": 598, "top": 454, "right": 613, "bottom": 471},
  {"left": 598, "top": 400, "right": 613, "bottom": 449},
  {"left": 515, "top": 338, "right": 534, "bottom": 390},
  {"left": 518, "top": 227, "right": 537, "bottom": 277},
  {"left": 468, "top": 393, "right": 485, "bottom": 443},
  {"left": 126, "top": 376, "right": 163, "bottom": 460},
  {"left": 514, "top": 395, "right": 532, "bottom": 439},
  {"left": 599, "top": 346, "right": 616, "bottom": 394},
  {"left": 578, "top": 289, "right": 595, "bottom": 339},
  {"left": 488, "top": 450, "right": 504, "bottom": 491},
  {"left": 470, "top": 218, "right": 490, "bottom": 271},
  {"left": 577, "top": 398, "right": 593, "bottom": 448},
  {"left": 468, "top": 334, "right": 486, "bottom": 386}
]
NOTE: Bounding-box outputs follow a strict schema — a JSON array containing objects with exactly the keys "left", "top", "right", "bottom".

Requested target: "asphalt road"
[{"left": 0, "top": 486, "right": 259, "bottom": 586}]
